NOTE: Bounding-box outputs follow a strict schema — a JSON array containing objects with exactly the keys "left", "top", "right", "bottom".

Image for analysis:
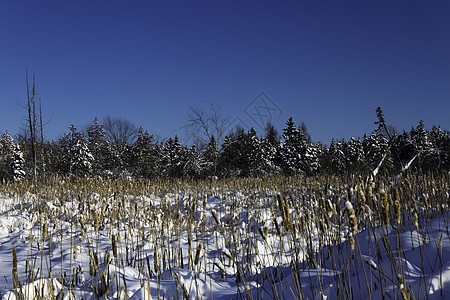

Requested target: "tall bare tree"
[
  {"left": 39, "top": 98, "right": 45, "bottom": 176},
  {"left": 102, "top": 116, "right": 138, "bottom": 151},
  {"left": 26, "top": 69, "right": 37, "bottom": 184},
  {"left": 183, "top": 103, "right": 229, "bottom": 150}
]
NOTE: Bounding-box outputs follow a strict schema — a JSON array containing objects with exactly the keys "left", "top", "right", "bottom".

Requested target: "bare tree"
[
  {"left": 22, "top": 71, "right": 50, "bottom": 181},
  {"left": 300, "top": 122, "right": 312, "bottom": 143},
  {"left": 39, "top": 98, "right": 45, "bottom": 176},
  {"left": 26, "top": 70, "right": 37, "bottom": 184},
  {"left": 102, "top": 116, "right": 138, "bottom": 150},
  {"left": 183, "top": 103, "right": 229, "bottom": 149}
]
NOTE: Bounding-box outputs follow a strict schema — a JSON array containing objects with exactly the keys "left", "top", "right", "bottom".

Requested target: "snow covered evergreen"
[
  {"left": 329, "top": 139, "right": 346, "bottom": 174},
  {"left": 1, "top": 114, "right": 448, "bottom": 179},
  {"left": 257, "top": 125, "right": 280, "bottom": 176},
  {"left": 0, "top": 130, "right": 16, "bottom": 180},
  {"left": 344, "top": 137, "right": 366, "bottom": 173},
  {"left": 201, "top": 135, "right": 219, "bottom": 177},
  {"left": 10, "top": 144, "right": 25, "bottom": 181},
  {"left": 86, "top": 117, "right": 116, "bottom": 176},
  {"left": 132, "top": 126, "right": 156, "bottom": 178},
  {"left": 69, "top": 139, "right": 94, "bottom": 176},
  {"left": 279, "top": 117, "right": 310, "bottom": 175}
]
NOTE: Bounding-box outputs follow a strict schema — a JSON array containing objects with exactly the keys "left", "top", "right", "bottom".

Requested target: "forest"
[
  {"left": 1, "top": 107, "right": 449, "bottom": 182},
  {"left": 1, "top": 107, "right": 449, "bottom": 299}
]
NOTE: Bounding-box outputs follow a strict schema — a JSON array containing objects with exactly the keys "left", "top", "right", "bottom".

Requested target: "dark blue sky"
[{"left": 1, "top": 0, "right": 449, "bottom": 144}]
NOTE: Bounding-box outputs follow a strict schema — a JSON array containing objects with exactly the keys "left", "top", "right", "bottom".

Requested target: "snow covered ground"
[{"left": 0, "top": 176, "right": 449, "bottom": 299}]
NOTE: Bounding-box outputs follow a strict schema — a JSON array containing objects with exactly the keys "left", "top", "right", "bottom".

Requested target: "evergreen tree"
[
  {"left": 0, "top": 130, "right": 16, "bottom": 180},
  {"left": 410, "top": 120, "right": 436, "bottom": 171},
  {"left": 344, "top": 137, "right": 366, "bottom": 173},
  {"left": 363, "top": 131, "right": 393, "bottom": 173},
  {"left": 59, "top": 125, "right": 84, "bottom": 174},
  {"left": 412, "top": 120, "right": 431, "bottom": 154},
  {"left": 86, "top": 117, "right": 114, "bottom": 176},
  {"left": 158, "top": 136, "right": 185, "bottom": 177},
  {"left": 10, "top": 144, "right": 26, "bottom": 181},
  {"left": 69, "top": 139, "right": 94, "bottom": 176},
  {"left": 132, "top": 126, "right": 156, "bottom": 178},
  {"left": 218, "top": 134, "right": 239, "bottom": 177},
  {"left": 304, "top": 142, "right": 320, "bottom": 175},
  {"left": 314, "top": 142, "right": 328, "bottom": 174},
  {"left": 395, "top": 130, "right": 416, "bottom": 168},
  {"left": 42, "top": 141, "right": 64, "bottom": 176},
  {"left": 1, "top": 130, "right": 15, "bottom": 153},
  {"left": 258, "top": 122, "right": 281, "bottom": 176},
  {"left": 183, "top": 146, "right": 203, "bottom": 178},
  {"left": 201, "top": 135, "right": 219, "bottom": 177},
  {"left": 245, "top": 128, "right": 261, "bottom": 177},
  {"left": 328, "top": 139, "right": 346, "bottom": 174},
  {"left": 218, "top": 126, "right": 258, "bottom": 177},
  {"left": 429, "top": 126, "right": 450, "bottom": 169},
  {"left": 279, "top": 117, "right": 309, "bottom": 175}
]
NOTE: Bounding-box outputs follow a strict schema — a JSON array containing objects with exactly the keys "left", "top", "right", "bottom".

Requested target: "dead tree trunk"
[
  {"left": 26, "top": 70, "right": 37, "bottom": 185},
  {"left": 39, "top": 98, "right": 45, "bottom": 177}
]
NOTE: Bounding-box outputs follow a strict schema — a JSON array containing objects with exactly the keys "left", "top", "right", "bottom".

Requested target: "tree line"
[{"left": 1, "top": 108, "right": 449, "bottom": 182}]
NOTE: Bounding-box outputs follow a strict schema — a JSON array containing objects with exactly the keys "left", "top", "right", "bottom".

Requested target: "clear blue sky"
[{"left": 1, "top": 0, "right": 449, "bottom": 145}]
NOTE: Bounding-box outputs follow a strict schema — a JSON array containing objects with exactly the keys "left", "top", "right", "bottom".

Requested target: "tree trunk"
[{"left": 26, "top": 70, "right": 37, "bottom": 185}]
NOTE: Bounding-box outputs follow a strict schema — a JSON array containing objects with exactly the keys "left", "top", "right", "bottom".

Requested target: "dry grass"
[{"left": 0, "top": 170, "right": 448, "bottom": 299}]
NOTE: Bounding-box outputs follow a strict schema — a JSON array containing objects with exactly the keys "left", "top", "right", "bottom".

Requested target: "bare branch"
[
  {"left": 103, "top": 116, "right": 138, "bottom": 149},
  {"left": 182, "top": 103, "right": 229, "bottom": 149}
]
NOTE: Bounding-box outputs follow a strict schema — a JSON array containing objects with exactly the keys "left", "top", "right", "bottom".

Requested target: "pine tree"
[
  {"left": 158, "top": 136, "right": 185, "bottom": 177},
  {"left": 218, "top": 134, "right": 238, "bottom": 177},
  {"left": 59, "top": 125, "right": 84, "bottom": 174},
  {"left": 328, "top": 139, "right": 346, "bottom": 174},
  {"left": 344, "top": 137, "right": 366, "bottom": 173},
  {"left": 218, "top": 127, "right": 261, "bottom": 177},
  {"left": 0, "top": 130, "right": 16, "bottom": 180},
  {"left": 279, "top": 117, "right": 309, "bottom": 175},
  {"left": 218, "top": 126, "right": 249, "bottom": 177},
  {"left": 132, "top": 126, "right": 156, "bottom": 178},
  {"left": 314, "top": 142, "right": 328, "bottom": 174},
  {"left": 363, "top": 131, "right": 393, "bottom": 172},
  {"left": 303, "top": 142, "right": 320, "bottom": 175},
  {"left": 201, "top": 135, "right": 219, "bottom": 177},
  {"left": 245, "top": 128, "right": 261, "bottom": 177},
  {"left": 395, "top": 130, "right": 415, "bottom": 168},
  {"left": 412, "top": 120, "right": 431, "bottom": 154},
  {"left": 1, "top": 130, "right": 15, "bottom": 153},
  {"left": 412, "top": 122, "right": 448, "bottom": 171},
  {"left": 258, "top": 122, "right": 281, "bottom": 176},
  {"left": 69, "top": 139, "right": 94, "bottom": 176},
  {"left": 429, "top": 126, "right": 450, "bottom": 169},
  {"left": 183, "top": 146, "right": 202, "bottom": 178},
  {"left": 10, "top": 144, "right": 26, "bottom": 181},
  {"left": 87, "top": 117, "right": 114, "bottom": 176}
]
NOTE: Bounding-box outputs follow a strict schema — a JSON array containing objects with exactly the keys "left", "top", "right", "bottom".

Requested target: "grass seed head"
[
  {"left": 111, "top": 234, "right": 117, "bottom": 260},
  {"left": 423, "top": 194, "right": 429, "bottom": 211},
  {"left": 414, "top": 212, "right": 419, "bottom": 229},
  {"left": 154, "top": 245, "right": 159, "bottom": 274},
  {"left": 274, "top": 218, "right": 282, "bottom": 237},
  {"left": 194, "top": 243, "right": 202, "bottom": 266},
  {"left": 380, "top": 191, "right": 389, "bottom": 225},
  {"left": 42, "top": 223, "right": 47, "bottom": 241},
  {"left": 12, "top": 246, "right": 17, "bottom": 275},
  {"left": 211, "top": 210, "right": 221, "bottom": 226},
  {"left": 349, "top": 234, "right": 355, "bottom": 252}
]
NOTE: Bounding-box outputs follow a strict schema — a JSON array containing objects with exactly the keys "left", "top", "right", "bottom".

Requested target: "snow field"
[{"left": 0, "top": 173, "right": 449, "bottom": 299}]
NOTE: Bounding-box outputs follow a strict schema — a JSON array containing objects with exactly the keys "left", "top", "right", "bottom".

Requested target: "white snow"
[{"left": 0, "top": 184, "right": 449, "bottom": 299}]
